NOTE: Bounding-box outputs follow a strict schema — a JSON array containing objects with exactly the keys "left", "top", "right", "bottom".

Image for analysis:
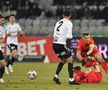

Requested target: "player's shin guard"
[
  {"left": 100, "top": 61, "right": 108, "bottom": 74},
  {"left": 68, "top": 63, "right": 73, "bottom": 79},
  {"left": 0, "top": 66, "right": 5, "bottom": 78}
]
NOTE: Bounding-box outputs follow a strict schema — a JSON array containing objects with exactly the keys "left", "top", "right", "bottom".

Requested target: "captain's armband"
[{"left": 89, "top": 44, "right": 94, "bottom": 48}]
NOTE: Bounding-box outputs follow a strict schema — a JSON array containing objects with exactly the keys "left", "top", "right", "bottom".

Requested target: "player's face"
[
  {"left": 0, "top": 18, "right": 4, "bottom": 25},
  {"left": 83, "top": 35, "right": 90, "bottom": 44},
  {"left": 9, "top": 16, "right": 15, "bottom": 23}
]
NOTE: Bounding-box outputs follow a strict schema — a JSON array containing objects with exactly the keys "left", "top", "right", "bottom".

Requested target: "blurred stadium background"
[
  {"left": 0, "top": 0, "right": 108, "bottom": 62},
  {"left": 0, "top": 0, "right": 108, "bottom": 90},
  {"left": 0, "top": 0, "right": 108, "bottom": 36}
]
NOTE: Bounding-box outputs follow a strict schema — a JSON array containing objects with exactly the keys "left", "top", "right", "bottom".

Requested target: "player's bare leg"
[{"left": 94, "top": 52, "right": 108, "bottom": 78}]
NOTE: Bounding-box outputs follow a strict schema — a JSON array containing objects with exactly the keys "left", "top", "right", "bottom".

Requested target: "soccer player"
[
  {"left": 53, "top": 10, "right": 80, "bottom": 85},
  {"left": 74, "top": 64, "right": 102, "bottom": 83},
  {"left": 76, "top": 32, "right": 108, "bottom": 78},
  {"left": 0, "top": 14, "right": 6, "bottom": 83},
  {"left": 5, "top": 14, "right": 24, "bottom": 74}
]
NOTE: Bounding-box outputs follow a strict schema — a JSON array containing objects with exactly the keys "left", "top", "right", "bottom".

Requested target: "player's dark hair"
[
  {"left": 8, "top": 14, "right": 16, "bottom": 19},
  {"left": 63, "top": 10, "right": 71, "bottom": 16},
  {"left": 74, "top": 66, "right": 81, "bottom": 71},
  {"left": 82, "top": 32, "right": 90, "bottom": 37},
  {"left": 0, "top": 14, "right": 3, "bottom": 19}
]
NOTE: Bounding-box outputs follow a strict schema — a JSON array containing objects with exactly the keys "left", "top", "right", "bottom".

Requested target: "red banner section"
[
  {"left": 17, "top": 36, "right": 60, "bottom": 62},
  {"left": 2, "top": 36, "right": 108, "bottom": 62}
]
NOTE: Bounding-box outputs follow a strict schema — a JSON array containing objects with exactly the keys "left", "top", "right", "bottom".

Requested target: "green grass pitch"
[{"left": 1, "top": 62, "right": 108, "bottom": 90}]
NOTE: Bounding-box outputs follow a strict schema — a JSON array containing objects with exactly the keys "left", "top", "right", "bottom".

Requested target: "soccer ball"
[{"left": 27, "top": 70, "right": 37, "bottom": 80}]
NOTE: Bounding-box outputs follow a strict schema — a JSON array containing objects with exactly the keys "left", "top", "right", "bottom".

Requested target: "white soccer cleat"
[
  {"left": 5, "top": 67, "right": 9, "bottom": 75},
  {"left": 0, "top": 78, "right": 5, "bottom": 83},
  {"left": 9, "top": 65, "right": 13, "bottom": 73}
]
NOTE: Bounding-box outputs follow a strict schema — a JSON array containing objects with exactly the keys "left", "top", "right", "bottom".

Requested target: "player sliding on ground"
[
  {"left": 76, "top": 32, "right": 108, "bottom": 78},
  {"left": 74, "top": 63, "right": 102, "bottom": 83}
]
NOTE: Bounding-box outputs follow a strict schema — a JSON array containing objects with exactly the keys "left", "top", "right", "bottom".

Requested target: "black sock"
[
  {"left": 6, "top": 55, "right": 11, "bottom": 67},
  {"left": 6, "top": 61, "right": 10, "bottom": 67},
  {"left": 0, "top": 66, "right": 5, "bottom": 78},
  {"left": 6, "top": 55, "right": 16, "bottom": 67},
  {"left": 10, "top": 57, "right": 16, "bottom": 65},
  {"left": 55, "top": 62, "right": 64, "bottom": 76},
  {"left": 68, "top": 63, "right": 73, "bottom": 78}
]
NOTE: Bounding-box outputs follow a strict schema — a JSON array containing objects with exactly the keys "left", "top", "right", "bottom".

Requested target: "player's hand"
[
  {"left": 0, "top": 37, "right": 3, "bottom": 39},
  {"left": 82, "top": 53, "right": 88, "bottom": 57},
  {"left": 6, "top": 32, "right": 11, "bottom": 36},
  {"left": 80, "top": 75, "right": 85, "bottom": 80},
  {"left": 19, "top": 31, "right": 24, "bottom": 36},
  {"left": 87, "top": 56, "right": 93, "bottom": 62},
  {"left": 81, "top": 60, "right": 86, "bottom": 66}
]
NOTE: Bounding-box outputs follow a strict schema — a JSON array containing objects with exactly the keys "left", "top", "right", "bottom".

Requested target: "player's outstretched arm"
[
  {"left": 6, "top": 32, "right": 11, "bottom": 37},
  {"left": 76, "top": 50, "right": 84, "bottom": 61},
  {"left": 86, "top": 44, "right": 94, "bottom": 55}
]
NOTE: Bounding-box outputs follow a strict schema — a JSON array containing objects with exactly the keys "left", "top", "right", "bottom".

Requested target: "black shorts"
[
  {"left": 0, "top": 50, "right": 4, "bottom": 60},
  {"left": 53, "top": 43, "right": 71, "bottom": 60},
  {"left": 7, "top": 44, "right": 18, "bottom": 52}
]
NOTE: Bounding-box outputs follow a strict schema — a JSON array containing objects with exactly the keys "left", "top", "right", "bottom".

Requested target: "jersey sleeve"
[
  {"left": 0, "top": 28, "right": 5, "bottom": 38},
  {"left": 4, "top": 24, "right": 10, "bottom": 35},
  {"left": 2, "top": 30, "right": 5, "bottom": 38},
  {"left": 89, "top": 38, "right": 95, "bottom": 48},
  {"left": 77, "top": 40, "right": 82, "bottom": 51},
  {"left": 17, "top": 23, "right": 22, "bottom": 32},
  {"left": 90, "top": 38, "right": 95, "bottom": 44},
  {"left": 66, "top": 22, "right": 73, "bottom": 39},
  {"left": 4, "top": 24, "right": 8, "bottom": 33}
]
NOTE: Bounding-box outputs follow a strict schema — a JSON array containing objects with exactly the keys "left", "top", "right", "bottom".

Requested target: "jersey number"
[{"left": 57, "top": 21, "right": 63, "bottom": 31}]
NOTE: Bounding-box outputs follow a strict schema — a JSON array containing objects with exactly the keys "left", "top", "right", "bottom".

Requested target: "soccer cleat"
[
  {"left": 8, "top": 65, "right": 13, "bottom": 73},
  {"left": 0, "top": 78, "right": 5, "bottom": 83},
  {"left": 5, "top": 67, "right": 9, "bottom": 75},
  {"left": 69, "top": 80, "right": 80, "bottom": 85},
  {"left": 53, "top": 77, "right": 61, "bottom": 84}
]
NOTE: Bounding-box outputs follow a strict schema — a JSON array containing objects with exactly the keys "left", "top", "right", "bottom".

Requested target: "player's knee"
[
  {"left": 66, "top": 57, "right": 73, "bottom": 63},
  {"left": 76, "top": 54, "right": 79, "bottom": 59},
  {"left": 0, "top": 61, "right": 6, "bottom": 68},
  {"left": 12, "top": 52, "right": 17, "bottom": 58},
  {"left": 76, "top": 54, "right": 81, "bottom": 61}
]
